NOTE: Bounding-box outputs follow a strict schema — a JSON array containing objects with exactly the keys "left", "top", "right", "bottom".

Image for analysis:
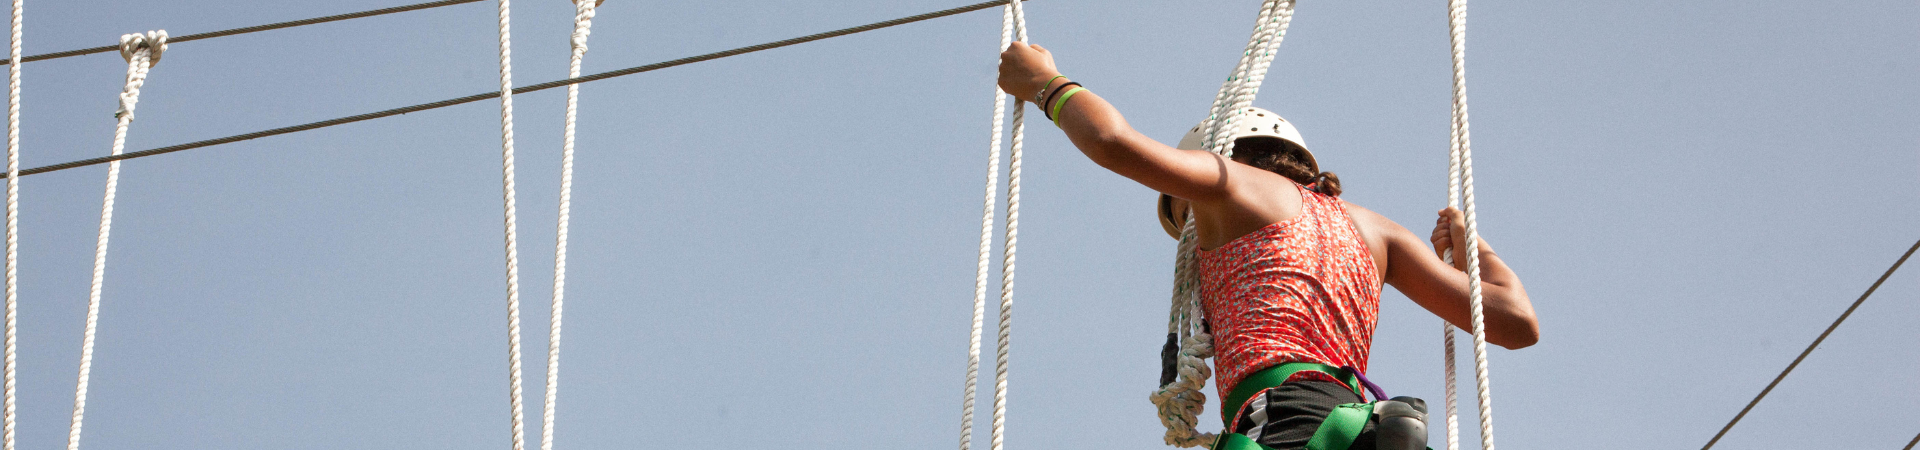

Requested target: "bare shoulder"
[
  {"left": 1339, "top": 200, "right": 1410, "bottom": 279},
  {"left": 1341, "top": 201, "right": 1414, "bottom": 242}
]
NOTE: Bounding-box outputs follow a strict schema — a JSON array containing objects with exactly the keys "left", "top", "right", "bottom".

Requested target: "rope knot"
[
  {"left": 117, "top": 30, "right": 167, "bottom": 66},
  {"left": 113, "top": 30, "right": 166, "bottom": 120},
  {"left": 570, "top": 0, "right": 597, "bottom": 52}
]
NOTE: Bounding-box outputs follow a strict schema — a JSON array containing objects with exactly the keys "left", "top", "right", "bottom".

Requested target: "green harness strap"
[
  {"left": 1220, "top": 363, "right": 1362, "bottom": 426},
  {"left": 1212, "top": 363, "right": 1370, "bottom": 450}
]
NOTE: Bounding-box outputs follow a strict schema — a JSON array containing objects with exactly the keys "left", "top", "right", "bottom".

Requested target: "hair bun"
[{"left": 1312, "top": 171, "right": 1343, "bottom": 197}]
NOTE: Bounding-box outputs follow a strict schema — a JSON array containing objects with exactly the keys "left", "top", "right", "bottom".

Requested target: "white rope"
[
  {"left": 987, "top": 5, "right": 1028, "bottom": 450},
  {"left": 958, "top": 4, "right": 1015, "bottom": 450},
  {"left": 541, "top": 1, "right": 594, "bottom": 449},
  {"left": 1444, "top": 1, "right": 1496, "bottom": 448},
  {"left": 68, "top": 30, "right": 164, "bottom": 450},
  {"left": 1151, "top": 1, "right": 1294, "bottom": 447},
  {"left": 1, "top": 0, "right": 16, "bottom": 448},
  {"left": 490, "top": 0, "right": 529, "bottom": 447}
]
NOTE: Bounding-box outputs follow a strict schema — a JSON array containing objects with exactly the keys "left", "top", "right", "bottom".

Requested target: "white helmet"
[
  {"left": 1173, "top": 107, "right": 1315, "bottom": 171},
  {"left": 1158, "top": 107, "right": 1315, "bottom": 239}
]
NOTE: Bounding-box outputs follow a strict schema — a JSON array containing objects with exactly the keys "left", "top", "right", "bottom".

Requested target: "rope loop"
[{"left": 116, "top": 30, "right": 165, "bottom": 66}]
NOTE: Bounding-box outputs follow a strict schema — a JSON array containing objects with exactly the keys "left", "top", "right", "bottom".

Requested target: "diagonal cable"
[
  {"left": 0, "top": 0, "right": 484, "bottom": 65},
  {"left": 1701, "top": 238, "right": 1920, "bottom": 449},
  {"left": 1, "top": 0, "right": 1026, "bottom": 180}
]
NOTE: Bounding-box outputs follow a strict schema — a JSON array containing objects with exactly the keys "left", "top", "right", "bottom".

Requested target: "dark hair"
[{"left": 1231, "top": 137, "right": 1341, "bottom": 197}]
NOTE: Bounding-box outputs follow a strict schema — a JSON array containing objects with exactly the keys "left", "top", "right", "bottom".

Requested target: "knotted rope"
[
  {"left": 541, "top": 1, "right": 595, "bottom": 449},
  {"left": 69, "top": 30, "right": 165, "bottom": 450},
  {"left": 1151, "top": 1, "right": 1295, "bottom": 447},
  {"left": 489, "top": 0, "right": 529, "bottom": 447},
  {"left": 960, "top": 3, "right": 1026, "bottom": 450},
  {"left": 1442, "top": 1, "right": 1496, "bottom": 449}
]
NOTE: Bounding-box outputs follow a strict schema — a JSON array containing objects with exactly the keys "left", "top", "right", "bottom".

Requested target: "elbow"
[
  {"left": 1494, "top": 310, "right": 1540, "bottom": 349},
  {"left": 1497, "top": 321, "right": 1540, "bottom": 349}
]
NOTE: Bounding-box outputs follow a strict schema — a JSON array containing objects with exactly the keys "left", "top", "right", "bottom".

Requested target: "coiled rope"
[
  {"left": 1442, "top": 1, "right": 1496, "bottom": 449},
  {"left": 1150, "top": 1, "right": 1295, "bottom": 447},
  {"left": 1, "top": 0, "right": 18, "bottom": 447},
  {"left": 542, "top": 1, "right": 596, "bottom": 449},
  {"left": 489, "top": 0, "right": 529, "bottom": 447},
  {"left": 68, "top": 30, "right": 165, "bottom": 450},
  {"left": 959, "top": 4, "right": 1014, "bottom": 450}
]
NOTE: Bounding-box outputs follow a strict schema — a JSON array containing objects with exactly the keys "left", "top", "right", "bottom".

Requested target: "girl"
[{"left": 997, "top": 42, "right": 1539, "bottom": 449}]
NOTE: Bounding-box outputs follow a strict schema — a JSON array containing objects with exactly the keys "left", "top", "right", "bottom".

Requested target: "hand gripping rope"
[
  {"left": 1440, "top": 1, "right": 1497, "bottom": 449},
  {"left": 1151, "top": 1, "right": 1296, "bottom": 447},
  {"left": 67, "top": 30, "right": 166, "bottom": 450},
  {"left": 959, "top": 2, "right": 1028, "bottom": 450},
  {"left": 543, "top": 1, "right": 598, "bottom": 449},
  {"left": 489, "top": 0, "right": 530, "bottom": 448}
]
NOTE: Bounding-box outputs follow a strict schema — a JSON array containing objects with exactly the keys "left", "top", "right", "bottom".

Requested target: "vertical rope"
[
  {"left": 541, "top": 2, "right": 595, "bottom": 449},
  {"left": 959, "top": 4, "right": 1014, "bottom": 450},
  {"left": 1445, "top": 1, "right": 1496, "bottom": 448},
  {"left": 987, "top": 5, "right": 1028, "bottom": 450},
  {"left": 491, "top": 0, "right": 529, "bottom": 448},
  {"left": 1151, "top": 1, "right": 1295, "bottom": 447},
  {"left": 1441, "top": 1, "right": 1466, "bottom": 442},
  {"left": 0, "top": 0, "right": 18, "bottom": 447},
  {"left": 69, "top": 31, "right": 164, "bottom": 450}
]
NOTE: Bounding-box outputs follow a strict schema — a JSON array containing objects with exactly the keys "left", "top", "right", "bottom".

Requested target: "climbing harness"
[
  {"left": 1210, "top": 364, "right": 1431, "bottom": 450},
  {"left": 68, "top": 30, "right": 165, "bottom": 450},
  {"left": 542, "top": 1, "right": 598, "bottom": 449},
  {"left": 959, "top": 2, "right": 1028, "bottom": 450},
  {"left": 1152, "top": 1, "right": 1296, "bottom": 447}
]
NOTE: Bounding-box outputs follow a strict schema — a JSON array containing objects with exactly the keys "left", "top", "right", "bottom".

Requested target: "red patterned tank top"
[{"left": 1198, "top": 183, "right": 1382, "bottom": 407}]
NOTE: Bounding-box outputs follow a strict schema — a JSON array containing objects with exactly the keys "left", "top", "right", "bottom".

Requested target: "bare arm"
[
  {"left": 1366, "top": 207, "right": 1539, "bottom": 349},
  {"left": 997, "top": 43, "right": 1233, "bottom": 202}
]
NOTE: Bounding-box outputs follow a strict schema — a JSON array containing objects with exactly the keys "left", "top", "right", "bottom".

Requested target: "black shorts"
[{"left": 1230, "top": 380, "right": 1379, "bottom": 450}]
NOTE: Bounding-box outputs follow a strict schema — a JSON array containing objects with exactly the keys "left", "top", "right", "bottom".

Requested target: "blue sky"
[{"left": 11, "top": 0, "right": 1919, "bottom": 448}]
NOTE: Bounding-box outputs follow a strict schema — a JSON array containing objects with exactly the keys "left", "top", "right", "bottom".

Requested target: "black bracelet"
[{"left": 1041, "top": 82, "right": 1082, "bottom": 121}]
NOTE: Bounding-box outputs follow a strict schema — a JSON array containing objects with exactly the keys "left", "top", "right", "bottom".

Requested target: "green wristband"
[
  {"left": 1033, "top": 75, "right": 1067, "bottom": 103},
  {"left": 1049, "top": 86, "right": 1087, "bottom": 124}
]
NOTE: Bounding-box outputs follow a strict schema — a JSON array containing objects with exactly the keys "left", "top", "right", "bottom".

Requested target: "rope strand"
[
  {"left": 1, "top": 0, "right": 18, "bottom": 447},
  {"left": 958, "top": 4, "right": 1015, "bottom": 450},
  {"left": 1444, "top": 1, "right": 1496, "bottom": 448},
  {"left": 987, "top": 5, "right": 1028, "bottom": 450},
  {"left": 540, "top": 2, "right": 594, "bottom": 450},
  {"left": 69, "top": 30, "right": 165, "bottom": 450},
  {"left": 491, "top": 0, "right": 528, "bottom": 448}
]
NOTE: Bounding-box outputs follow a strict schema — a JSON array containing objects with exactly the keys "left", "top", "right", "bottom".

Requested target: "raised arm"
[
  {"left": 998, "top": 43, "right": 1232, "bottom": 202},
  {"left": 1365, "top": 207, "right": 1539, "bottom": 349}
]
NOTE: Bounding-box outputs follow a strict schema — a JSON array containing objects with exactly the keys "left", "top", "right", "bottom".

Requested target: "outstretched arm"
[
  {"left": 997, "top": 42, "right": 1232, "bottom": 202},
  {"left": 1374, "top": 207, "right": 1539, "bottom": 349}
]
